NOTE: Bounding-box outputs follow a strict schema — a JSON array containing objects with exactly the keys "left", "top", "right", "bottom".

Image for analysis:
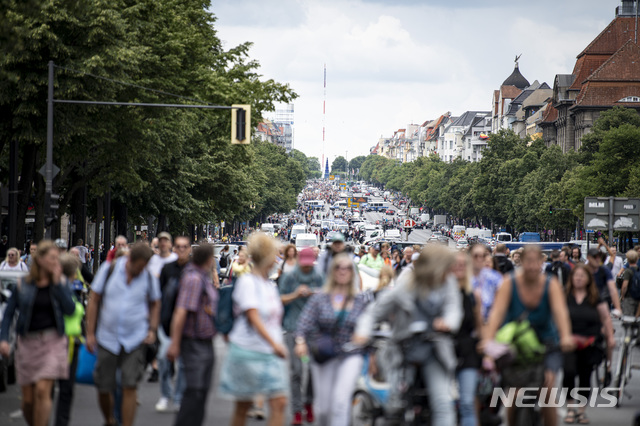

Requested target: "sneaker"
[
  {"left": 155, "top": 397, "right": 170, "bottom": 412},
  {"left": 304, "top": 404, "right": 314, "bottom": 423},
  {"left": 292, "top": 412, "right": 303, "bottom": 425}
]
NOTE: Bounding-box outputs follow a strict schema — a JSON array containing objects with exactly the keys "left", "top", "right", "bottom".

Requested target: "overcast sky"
[{"left": 212, "top": 0, "right": 620, "bottom": 163}]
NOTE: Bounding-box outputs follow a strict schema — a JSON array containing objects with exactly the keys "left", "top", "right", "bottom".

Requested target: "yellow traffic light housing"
[{"left": 231, "top": 104, "right": 251, "bottom": 144}]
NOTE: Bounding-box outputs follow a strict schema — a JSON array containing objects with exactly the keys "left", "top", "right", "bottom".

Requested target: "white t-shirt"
[
  {"left": 0, "top": 261, "right": 29, "bottom": 272},
  {"left": 229, "top": 273, "right": 284, "bottom": 354},
  {"left": 605, "top": 255, "right": 624, "bottom": 278},
  {"left": 147, "top": 252, "right": 178, "bottom": 277},
  {"left": 75, "top": 246, "right": 89, "bottom": 263}
]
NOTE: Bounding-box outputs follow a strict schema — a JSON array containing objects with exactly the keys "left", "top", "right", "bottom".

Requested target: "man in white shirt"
[
  {"left": 74, "top": 239, "right": 89, "bottom": 264},
  {"left": 147, "top": 232, "right": 179, "bottom": 278}
]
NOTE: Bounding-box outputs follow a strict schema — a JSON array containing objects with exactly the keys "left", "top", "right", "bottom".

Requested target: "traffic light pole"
[
  {"left": 45, "top": 60, "right": 249, "bottom": 238},
  {"left": 45, "top": 60, "right": 54, "bottom": 239}
]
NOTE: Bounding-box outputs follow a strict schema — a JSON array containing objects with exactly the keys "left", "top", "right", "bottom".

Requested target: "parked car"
[{"left": 456, "top": 239, "right": 470, "bottom": 250}]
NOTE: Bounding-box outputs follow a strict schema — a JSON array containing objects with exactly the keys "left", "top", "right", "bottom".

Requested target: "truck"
[
  {"left": 434, "top": 215, "right": 447, "bottom": 226},
  {"left": 519, "top": 232, "right": 541, "bottom": 243}
]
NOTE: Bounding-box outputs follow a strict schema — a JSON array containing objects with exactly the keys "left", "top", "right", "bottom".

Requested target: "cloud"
[{"left": 212, "top": 0, "right": 619, "bottom": 160}]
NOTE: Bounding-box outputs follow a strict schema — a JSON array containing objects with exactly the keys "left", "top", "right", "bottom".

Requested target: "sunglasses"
[{"left": 335, "top": 265, "right": 353, "bottom": 271}]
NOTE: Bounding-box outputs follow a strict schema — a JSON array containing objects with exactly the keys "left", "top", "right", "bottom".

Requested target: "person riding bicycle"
[
  {"left": 480, "top": 245, "right": 574, "bottom": 426},
  {"left": 354, "top": 245, "right": 462, "bottom": 426}
]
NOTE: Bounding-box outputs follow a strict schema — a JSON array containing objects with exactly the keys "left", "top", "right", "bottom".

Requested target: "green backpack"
[{"left": 64, "top": 295, "right": 85, "bottom": 338}]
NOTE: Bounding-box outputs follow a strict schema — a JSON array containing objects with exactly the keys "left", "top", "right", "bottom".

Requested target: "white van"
[
  {"left": 452, "top": 225, "right": 466, "bottom": 236},
  {"left": 295, "top": 233, "right": 318, "bottom": 249},
  {"left": 290, "top": 224, "right": 307, "bottom": 241},
  {"left": 496, "top": 232, "right": 512, "bottom": 242},
  {"left": 261, "top": 223, "right": 275, "bottom": 234}
]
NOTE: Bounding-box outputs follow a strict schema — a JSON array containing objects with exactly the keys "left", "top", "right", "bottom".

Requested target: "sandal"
[
  {"left": 564, "top": 408, "right": 576, "bottom": 424},
  {"left": 576, "top": 412, "right": 590, "bottom": 424}
]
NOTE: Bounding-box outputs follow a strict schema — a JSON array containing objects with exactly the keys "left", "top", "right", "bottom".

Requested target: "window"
[{"left": 619, "top": 96, "right": 640, "bottom": 103}]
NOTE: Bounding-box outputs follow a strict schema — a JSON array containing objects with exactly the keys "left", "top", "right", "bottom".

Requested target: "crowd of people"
[{"left": 1, "top": 225, "right": 639, "bottom": 426}]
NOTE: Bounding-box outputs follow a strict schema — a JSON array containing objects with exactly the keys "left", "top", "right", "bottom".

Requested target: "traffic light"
[
  {"left": 45, "top": 192, "right": 60, "bottom": 227},
  {"left": 549, "top": 205, "right": 553, "bottom": 214},
  {"left": 231, "top": 104, "right": 251, "bottom": 144}
]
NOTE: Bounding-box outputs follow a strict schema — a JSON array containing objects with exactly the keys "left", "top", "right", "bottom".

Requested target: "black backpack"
[
  {"left": 628, "top": 266, "right": 640, "bottom": 300},
  {"left": 550, "top": 261, "right": 569, "bottom": 287},
  {"left": 160, "top": 276, "right": 180, "bottom": 335},
  {"left": 219, "top": 252, "right": 229, "bottom": 269}
]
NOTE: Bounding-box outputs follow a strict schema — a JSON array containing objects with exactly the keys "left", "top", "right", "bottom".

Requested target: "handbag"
[
  {"left": 309, "top": 295, "right": 350, "bottom": 365},
  {"left": 75, "top": 342, "right": 97, "bottom": 385}
]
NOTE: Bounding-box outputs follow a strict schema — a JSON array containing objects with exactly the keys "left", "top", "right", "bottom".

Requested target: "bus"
[
  {"left": 304, "top": 200, "right": 325, "bottom": 210},
  {"left": 367, "top": 201, "right": 388, "bottom": 212}
]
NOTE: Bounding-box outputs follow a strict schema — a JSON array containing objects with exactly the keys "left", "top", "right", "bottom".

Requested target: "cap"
[
  {"left": 331, "top": 233, "right": 345, "bottom": 243},
  {"left": 373, "top": 243, "right": 381, "bottom": 251},
  {"left": 298, "top": 247, "right": 316, "bottom": 266},
  {"left": 157, "top": 232, "right": 172, "bottom": 242}
]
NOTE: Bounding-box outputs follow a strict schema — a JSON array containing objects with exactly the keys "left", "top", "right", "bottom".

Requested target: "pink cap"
[{"left": 298, "top": 247, "right": 316, "bottom": 266}]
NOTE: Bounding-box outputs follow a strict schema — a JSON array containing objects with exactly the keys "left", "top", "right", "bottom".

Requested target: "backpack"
[
  {"left": 215, "top": 276, "right": 237, "bottom": 335},
  {"left": 160, "top": 276, "right": 180, "bottom": 335},
  {"left": 628, "top": 266, "right": 640, "bottom": 300},
  {"left": 550, "top": 261, "right": 569, "bottom": 287},
  {"left": 219, "top": 253, "right": 229, "bottom": 269}
]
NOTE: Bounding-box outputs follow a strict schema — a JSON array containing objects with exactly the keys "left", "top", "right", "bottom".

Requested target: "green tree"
[
  {"left": 348, "top": 155, "right": 367, "bottom": 174},
  {"left": 331, "top": 156, "right": 348, "bottom": 174}
]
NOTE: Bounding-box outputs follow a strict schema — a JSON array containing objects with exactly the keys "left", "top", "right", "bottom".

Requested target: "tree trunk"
[
  {"left": 16, "top": 143, "right": 38, "bottom": 250},
  {"left": 93, "top": 197, "right": 103, "bottom": 274},
  {"left": 34, "top": 174, "right": 45, "bottom": 243},
  {"left": 113, "top": 199, "right": 127, "bottom": 239}
]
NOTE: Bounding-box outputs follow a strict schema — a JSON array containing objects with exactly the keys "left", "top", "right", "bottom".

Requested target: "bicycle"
[
  {"left": 349, "top": 331, "right": 436, "bottom": 426},
  {"left": 613, "top": 315, "right": 640, "bottom": 408}
]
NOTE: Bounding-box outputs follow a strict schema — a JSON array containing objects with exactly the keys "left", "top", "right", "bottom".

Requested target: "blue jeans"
[
  {"left": 158, "top": 328, "right": 185, "bottom": 403},
  {"left": 456, "top": 368, "right": 478, "bottom": 426},
  {"left": 423, "top": 359, "right": 456, "bottom": 426}
]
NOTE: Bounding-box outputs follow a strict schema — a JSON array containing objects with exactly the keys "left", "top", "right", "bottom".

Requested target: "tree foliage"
[
  {"left": 0, "top": 0, "right": 300, "bottom": 244},
  {"left": 331, "top": 156, "right": 348, "bottom": 173},
  {"left": 359, "top": 107, "right": 640, "bottom": 233}
]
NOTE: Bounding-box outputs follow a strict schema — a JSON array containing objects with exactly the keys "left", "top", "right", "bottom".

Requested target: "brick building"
[{"left": 541, "top": 1, "right": 640, "bottom": 151}]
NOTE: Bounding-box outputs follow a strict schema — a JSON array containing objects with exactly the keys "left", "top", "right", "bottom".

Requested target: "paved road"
[
  {"left": 0, "top": 337, "right": 273, "bottom": 426},
  {"left": 1, "top": 333, "right": 638, "bottom": 426}
]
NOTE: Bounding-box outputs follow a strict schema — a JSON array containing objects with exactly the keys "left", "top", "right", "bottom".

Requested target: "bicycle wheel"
[
  {"left": 351, "top": 392, "right": 376, "bottom": 426},
  {"left": 614, "top": 345, "right": 628, "bottom": 408}
]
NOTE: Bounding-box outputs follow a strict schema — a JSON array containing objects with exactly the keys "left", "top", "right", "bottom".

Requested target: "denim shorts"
[
  {"left": 544, "top": 349, "right": 563, "bottom": 373},
  {"left": 218, "top": 343, "right": 289, "bottom": 401}
]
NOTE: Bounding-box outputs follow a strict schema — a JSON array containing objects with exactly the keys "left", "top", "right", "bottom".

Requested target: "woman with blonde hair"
[
  {"left": 295, "top": 253, "right": 370, "bottom": 426},
  {"left": 354, "top": 245, "right": 462, "bottom": 425},
  {"left": 228, "top": 247, "right": 251, "bottom": 281},
  {"left": 219, "top": 233, "right": 288, "bottom": 426},
  {"left": 0, "top": 240, "right": 76, "bottom": 426},
  {"left": 0, "top": 247, "right": 29, "bottom": 272}
]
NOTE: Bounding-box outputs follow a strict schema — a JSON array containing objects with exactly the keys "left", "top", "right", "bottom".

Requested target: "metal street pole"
[
  {"left": 45, "top": 60, "right": 54, "bottom": 239},
  {"left": 608, "top": 196, "right": 614, "bottom": 247}
]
